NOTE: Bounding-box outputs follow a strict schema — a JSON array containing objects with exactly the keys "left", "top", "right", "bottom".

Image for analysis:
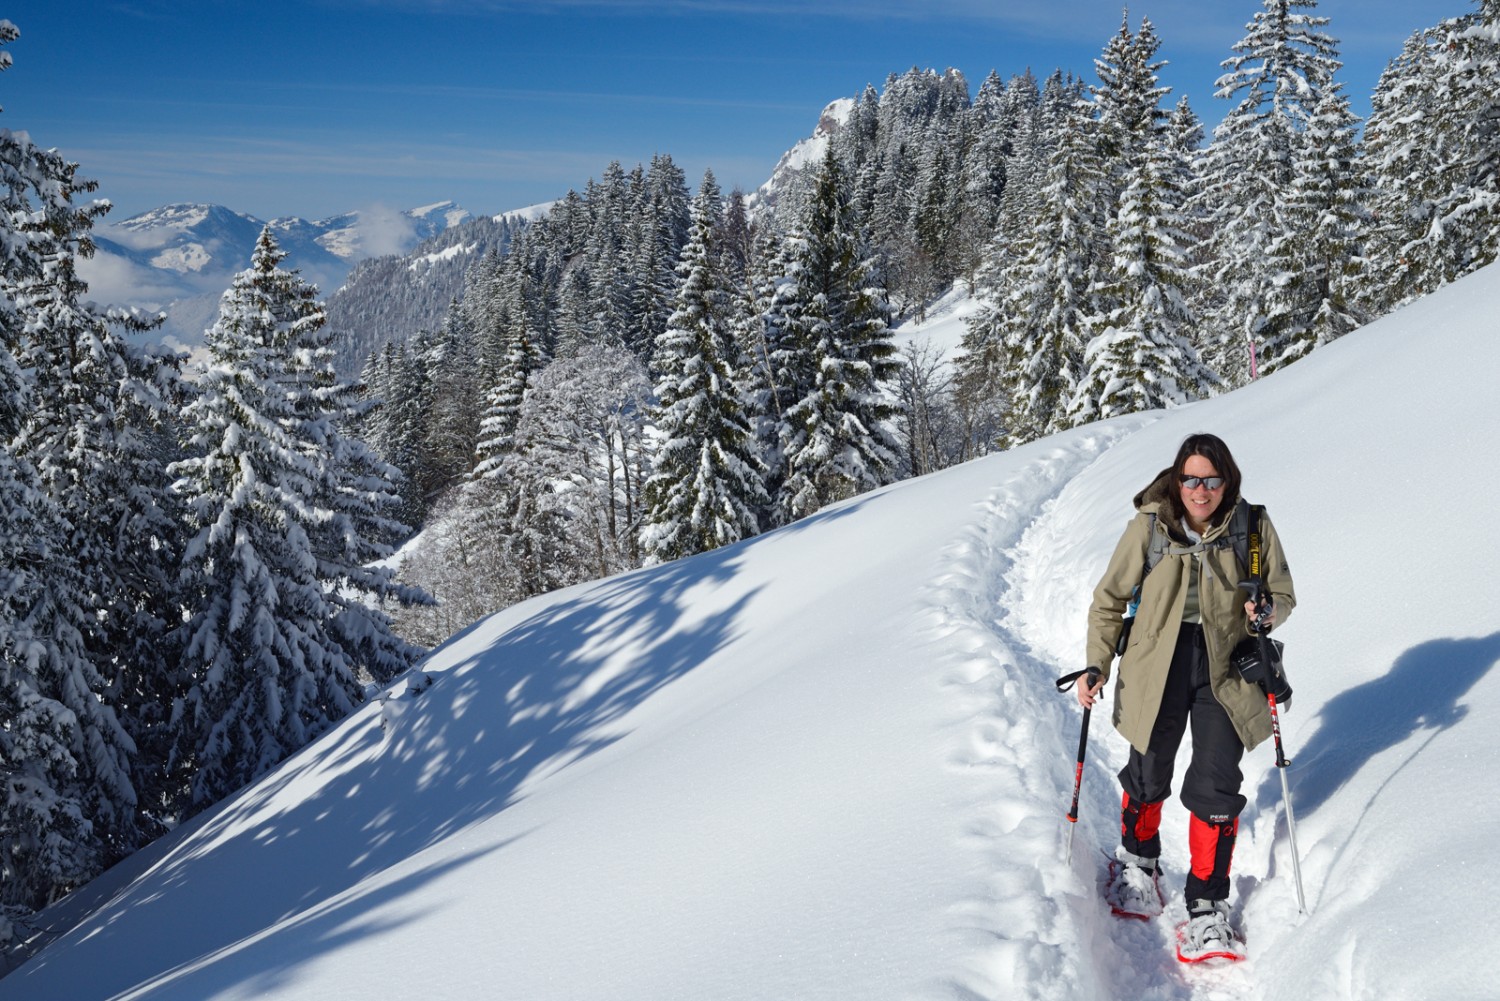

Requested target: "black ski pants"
[{"left": 1118, "top": 622, "right": 1247, "bottom": 830}]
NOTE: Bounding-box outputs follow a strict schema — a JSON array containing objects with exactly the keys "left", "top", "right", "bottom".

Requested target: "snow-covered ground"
[
  {"left": 892, "top": 283, "right": 981, "bottom": 362},
  {"left": 4, "top": 264, "right": 1498, "bottom": 1001}
]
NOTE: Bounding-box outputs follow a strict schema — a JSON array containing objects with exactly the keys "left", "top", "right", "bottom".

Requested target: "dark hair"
[{"left": 1163, "top": 433, "right": 1242, "bottom": 527}]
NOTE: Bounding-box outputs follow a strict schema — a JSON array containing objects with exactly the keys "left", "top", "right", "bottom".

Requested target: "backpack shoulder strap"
[
  {"left": 1128, "top": 513, "right": 1170, "bottom": 616},
  {"left": 1187, "top": 497, "right": 1257, "bottom": 574},
  {"left": 1142, "top": 512, "right": 1170, "bottom": 579},
  {"left": 1243, "top": 501, "right": 1264, "bottom": 583}
]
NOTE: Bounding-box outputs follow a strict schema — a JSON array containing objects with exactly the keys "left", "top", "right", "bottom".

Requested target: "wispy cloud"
[
  {"left": 351, "top": 0, "right": 1180, "bottom": 27},
  {"left": 72, "top": 134, "right": 620, "bottom": 185},
  {"left": 341, "top": 0, "right": 1434, "bottom": 54},
  {"left": 72, "top": 131, "right": 715, "bottom": 212},
  {"left": 61, "top": 79, "right": 812, "bottom": 120}
]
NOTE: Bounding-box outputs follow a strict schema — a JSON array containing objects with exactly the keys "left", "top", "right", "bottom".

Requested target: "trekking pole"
[
  {"left": 1265, "top": 687, "right": 1307, "bottom": 914},
  {"left": 1246, "top": 583, "right": 1308, "bottom": 915},
  {"left": 1056, "top": 667, "right": 1101, "bottom": 864}
]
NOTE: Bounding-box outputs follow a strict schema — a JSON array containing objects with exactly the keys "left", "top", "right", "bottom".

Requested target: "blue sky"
[{"left": 0, "top": 0, "right": 1458, "bottom": 223}]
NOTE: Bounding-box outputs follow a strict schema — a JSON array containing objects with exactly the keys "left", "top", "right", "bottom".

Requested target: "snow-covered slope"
[
  {"left": 5, "top": 265, "right": 1499, "bottom": 1001},
  {"left": 891, "top": 282, "right": 982, "bottom": 361}
]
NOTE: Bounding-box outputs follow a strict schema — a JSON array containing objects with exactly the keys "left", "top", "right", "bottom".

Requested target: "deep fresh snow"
[{"left": 4, "top": 264, "right": 1499, "bottom": 1000}]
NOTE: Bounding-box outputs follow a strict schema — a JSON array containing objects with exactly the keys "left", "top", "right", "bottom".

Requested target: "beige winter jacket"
[{"left": 1086, "top": 471, "right": 1297, "bottom": 754}]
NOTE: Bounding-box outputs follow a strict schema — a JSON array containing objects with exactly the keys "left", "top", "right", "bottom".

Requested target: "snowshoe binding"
[
  {"left": 1175, "top": 899, "right": 1246, "bottom": 964},
  {"left": 1105, "top": 847, "right": 1164, "bottom": 920}
]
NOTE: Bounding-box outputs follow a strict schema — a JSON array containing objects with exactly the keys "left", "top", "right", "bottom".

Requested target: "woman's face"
[{"left": 1179, "top": 453, "right": 1226, "bottom": 530}]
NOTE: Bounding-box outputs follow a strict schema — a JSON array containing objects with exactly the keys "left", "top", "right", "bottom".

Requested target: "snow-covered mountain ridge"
[
  {"left": 747, "top": 96, "right": 854, "bottom": 220},
  {"left": 97, "top": 199, "right": 472, "bottom": 275},
  {"left": 79, "top": 200, "right": 477, "bottom": 355},
  {"left": 5, "top": 265, "right": 1496, "bottom": 1001}
]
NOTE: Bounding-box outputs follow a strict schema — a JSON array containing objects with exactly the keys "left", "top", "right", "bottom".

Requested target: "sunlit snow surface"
[{"left": 5, "top": 265, "right": 1499, "bottom": 1000}]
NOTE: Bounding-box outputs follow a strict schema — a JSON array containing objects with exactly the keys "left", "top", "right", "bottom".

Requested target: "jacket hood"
[{"left": 1133, "top": 467, "right": 1175, "bottom": 514}]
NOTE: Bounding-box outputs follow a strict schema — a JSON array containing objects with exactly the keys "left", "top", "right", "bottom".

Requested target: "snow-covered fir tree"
[
  {"left": 970, "top": 91, "right": 1109, "bottom": 446},
  {"left": 288, "top": 289, "right": 430, "bottom": 689},
  {"left": 170, "top": 229, "right": 411, "bottom": 808},
  {"left": 1197, "top": 0, "right": 1346, "bottom": 384},
  {"left": 735, "top": 226, "right": 790, "bottom": 515},
  {"left": 1363, "top": 2, "right": 1500, "bottom": 311},
  {"left": 1071, "top": 132, "right": 1217, "bottom": 421},
  {"left": 359, "top": 338, "right": 434, "bottom": 527},
  {"left": 630, "top": 154, "right": 691, "bottom": 355},
  {"left": 641, "top": 171, "right": 766, "bottom": 563},
  {"left": 991, "top": 75, "right": 1049, "bottom": 260},
  {"left": 418, "top": 309, "right": 484, "bottom": 490},
  {"left": 1420, "top": 1, "right": 1500, "bottom": 286},
  {"left": 1092, "top": 13, "right": 1165, "bottom": 171},
  {"left": 767, "top": 147, "right": 902, "bottom": 523},
  {"left": 472, "top": 249, "right": 548, "bottom": 478},
  {"left": 1259, "top": 81, "right": 1368, "bottom": 373},
  {"left": 582, "top": 162, "right": 635, "bottom": 350},
  {"left": 0, "top": 27, "right": 156, "bottom": 933},
  {"left": 1166, "top": 95, "right": 1213, "bottom": 308},
  {"left": 1072, "top": 17, "right": 1217, "bottom": 422},
  {"left": 8, "top": 142, "right": 187, "bottom": 851},
  {"left": 954, "top": 71, "right": 1021, "bottom": 287}
]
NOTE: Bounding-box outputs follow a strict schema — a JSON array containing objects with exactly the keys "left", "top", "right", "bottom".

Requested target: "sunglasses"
[{"left": 1180, "top": 475, "right": 1225, "bottom": 490}]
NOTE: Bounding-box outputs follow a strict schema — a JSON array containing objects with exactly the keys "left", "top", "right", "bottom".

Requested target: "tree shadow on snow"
[
  {"left": 1259, "top": 631, "right": 1500, "bottom": 818},
  {"left": 6, "top": 539, "right": 771, "bottom": 1001}
]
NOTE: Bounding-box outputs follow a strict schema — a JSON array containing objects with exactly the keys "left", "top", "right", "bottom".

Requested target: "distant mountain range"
[
  {"left": 77, "top": 98, "right": 840, "bottom": 371},
  {"left": 79, "top": 201, "right": 482, "bottom": 356}
]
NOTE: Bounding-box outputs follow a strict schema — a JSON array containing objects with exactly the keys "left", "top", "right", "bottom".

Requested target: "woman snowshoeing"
[{"left": 1076, "top": 432, "right": 1296, "bottom": 960}]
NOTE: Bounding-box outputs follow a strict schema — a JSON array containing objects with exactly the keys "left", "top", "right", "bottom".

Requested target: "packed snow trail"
[{"left": 924, "top": 416, "right": 1157, "bottom": 1001}]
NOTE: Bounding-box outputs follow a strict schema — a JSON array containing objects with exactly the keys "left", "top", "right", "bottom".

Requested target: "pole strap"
[{"left": 1056, "top": 667, "right": 1100, "bottom": 693}]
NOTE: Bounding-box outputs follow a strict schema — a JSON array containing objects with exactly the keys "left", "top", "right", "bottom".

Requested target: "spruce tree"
[
  {"left": 987, "top": 94, "right": 1110, "bottom": 444},
  {"left": 170, "top": 230, "right": 387, "bottom": 807},
  {"left": 0, "top": 24, "right": 156, "bottom": 932},
  {"left": 1260, "top": 82, "right": 1368, "bottom": 373},
  {"left": 1361, "top": 26, "right": 1447, "bottom": 312},
  {"left": 1198, "top": 0, "right": 1345, "bottom": 384},
  {"left": 630, "top": 153, "right": 691, "bottom": 356},
  {"left": 418, "top": 310, "right": 483, "bottom": 489},
  {"left": 584, "top": 161, "right": 634, "bottom": 350},
  {"left": 9, "top": 148, "right": 186, "bottom": 850},
  {"left": 1363, "top": 4, "right": 1500, "bottom": 309},
  {"left": 769, "top": 147, "right": 902, "bottom": 523},
  {"left": 1072, "top": 132, "right": 1217, "bottom": 422},
  {"left": 1072, "top": 16, "right": 1217, "bottom": 422},
  {"left": 641, "top": 171, "right": 766, "bottom": 562},
  {"left": 361, "top": 339, "right": 431, "bottom": 527},
  {"left": 288, "top": 282, "right": 429, "bottom": 688},
  {"left": 473, "top": 252, "right": 546, "bottom": 478},
  {"left": 957, "top": 70, "right": 1018, "bottom": 276}
]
